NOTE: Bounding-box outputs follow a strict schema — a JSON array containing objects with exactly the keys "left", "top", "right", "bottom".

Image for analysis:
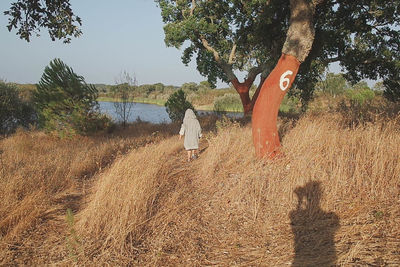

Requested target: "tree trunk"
[
  {"left": 252, "top": 54, "right": 300, "bottom": 157},
  {"left": 252, "top": 0, "right": 316, "bottom": 158},
  {"left": 231, "top": 78, "right": 253, "bottom": 114},
  {"left": 249, "top": 75, "right": 267, "bottom": 113}
]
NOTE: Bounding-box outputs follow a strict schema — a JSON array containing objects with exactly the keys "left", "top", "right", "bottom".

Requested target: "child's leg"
[{"left": 187, "top": 150, "right": 191, "bottom": 162}]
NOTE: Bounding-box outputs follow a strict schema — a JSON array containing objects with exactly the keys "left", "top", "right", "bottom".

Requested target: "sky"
[{"left": 0, "top": 0, "right": 210, "bottom": 87}]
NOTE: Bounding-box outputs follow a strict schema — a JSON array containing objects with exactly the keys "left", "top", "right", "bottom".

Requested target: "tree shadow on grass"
[{"left": 290, "top": 181, "right": 340, "bottom": 267}]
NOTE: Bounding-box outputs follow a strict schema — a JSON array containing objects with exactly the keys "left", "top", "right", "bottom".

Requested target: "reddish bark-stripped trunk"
[
  {"left": 231, "top": 78, "right": 253, "bottom": 114},
  {"left": 249, "top": 75, "right": 267, "bottom": 113},
  {"left": 252, "top": 0, "right": 316, "bottom": 158},
  {"left": 252, "top": 54, "right": 300, "bottom": 157}
]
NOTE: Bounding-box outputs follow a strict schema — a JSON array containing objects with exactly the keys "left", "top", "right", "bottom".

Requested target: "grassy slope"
[
  {"left": 0, "top": 106, "right": 399, "bottom": 265},
  {"left": 74, "top": 114, "right": 400, "bottom": 266}
]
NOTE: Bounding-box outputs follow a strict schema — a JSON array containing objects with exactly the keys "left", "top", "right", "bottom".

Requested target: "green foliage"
[
  {"left": 279, "top": 95, "right": 301, "bottom": 115},
  {"left": 346, "top": 87, "right": 375, "bottom": 107},
  {"left": 5, "top": 0, "right": 82, "bottom": 43},
  {"left": 156, "top": 0, "right": 287, "bottom": 87},
  {"left": 213, "top": 94, "right": 243, "bottom": 114},
  {"left": 34, "top": 58, "right": 109, "bottom": 136},
  {"left": 315, "top": 1, "right": 400, "bottom": 101},
  {"left": 181, "top": 82, "right": 198, "bottom": 92},
  {"left": 5, "top": 1, "right": 400, "bottom": 106},
  {"left": 165, "top": 89, "right": 195, "bottom": 122},
  {"left": 199, "top": 81, "right": 213, "bottom": 90},
  {"left": 0, "top": 81, "right": 36, "bottom": 134},
  {"left": 315, "top": 73, "right": 349, "bottom": 96},
  {"left": 383, "top": 72, "right": 400, "bottom": 102},
  {"left": 157, "top": 0, "right": 400, "bottom": 106}
]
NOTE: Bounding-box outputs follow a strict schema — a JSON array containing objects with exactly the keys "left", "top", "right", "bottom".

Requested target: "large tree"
[
  {"left": 156, "top": 0, "right": 400, "bottom": 157},
  {"left": 253, "top": 0, "right": 400, "bottom": 157},
  {"left": 5, "top": 0, "right": 400, "bottom": 157},
  {"left": 156, "top": 0, "right": 289, "bottom": 114}
]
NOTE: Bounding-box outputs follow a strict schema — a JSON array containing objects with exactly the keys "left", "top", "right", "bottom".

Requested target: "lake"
[{"left": 99, "top": 101, "right": 243, "bottom": 124}]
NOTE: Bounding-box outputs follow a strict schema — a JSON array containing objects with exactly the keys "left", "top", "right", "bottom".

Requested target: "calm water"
[
  {"left": 99, "top": 102, "right": 171, "bottom": 124},
  {"left": 99, "top": 101, "right": 243, "bottom": 124}
]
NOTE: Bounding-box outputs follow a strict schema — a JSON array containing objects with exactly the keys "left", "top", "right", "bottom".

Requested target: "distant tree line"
[{"left": 0, "top": 66, "right": 391, "bottom": 136}]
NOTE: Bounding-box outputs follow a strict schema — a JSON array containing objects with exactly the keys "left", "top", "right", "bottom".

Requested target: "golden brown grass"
[
  {"left": 69, "top": 112, "right": 400, "bottom": 266},
  {"left": 1, "top": 110, "right": 399, "bottom": 265},
  {"left": 0, "top": 121, "right": 179, "bottom": 264}
]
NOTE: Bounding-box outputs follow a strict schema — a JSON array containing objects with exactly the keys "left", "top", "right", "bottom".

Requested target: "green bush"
[
  {"left": 34, "top": 58, "right": 111, "bottom": 136},
  {"left": 0, "top": 81, "right": 36, "bottom": 134},
  {"left": 279, "top": 95, "right": 301, "bottom": 115},
  {"left": 165, "top": 89, "right": 195, "bottom": 122},
  {"left": 316, "top": 73, "right": 349, "bottom": 96},
  {"left": 213, "top": 93, "right": 243, "bottom": 114},
  {"left": 346, "top": 88, "right": 375, "bottom": 107}
]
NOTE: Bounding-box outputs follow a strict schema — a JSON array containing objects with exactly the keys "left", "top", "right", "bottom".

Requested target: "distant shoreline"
[{"left": 97, "top": 97, "right": 243, "bottom": 113}]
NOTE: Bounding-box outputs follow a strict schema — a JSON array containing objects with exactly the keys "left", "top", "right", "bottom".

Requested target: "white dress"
[{"left": 179, "top": 109, "right": 202, "bottom": 150}]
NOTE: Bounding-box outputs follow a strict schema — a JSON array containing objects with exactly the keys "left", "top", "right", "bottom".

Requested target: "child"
[{"left": 179, "top": 109, "right": 202, "bottom": 162}]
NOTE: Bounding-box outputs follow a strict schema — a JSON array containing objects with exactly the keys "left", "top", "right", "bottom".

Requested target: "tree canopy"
[
  {"left": 4, "top": 0, "right": 82, "bottom": 43},
  {"left": 157, "top": 0, "right": 287, "bottom": 87},
  {"left": 156, "top": 0, "right": 400, "bottom": 106}
]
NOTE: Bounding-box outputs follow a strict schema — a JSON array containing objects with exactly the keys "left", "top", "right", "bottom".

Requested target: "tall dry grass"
[
  {"left": 77, "top": 137, "right": 184, "bottom": 264},
  {"left": 0, "top": 121, "right": 180, "bottom": 264},
  {"left": 73, "top": 112, "right": 399, "bottom": 266}
]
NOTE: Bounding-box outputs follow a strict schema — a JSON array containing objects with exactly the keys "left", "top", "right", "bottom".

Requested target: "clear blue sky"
[{"left": 0, "top": 0, "right": 211, "bottom": 87}]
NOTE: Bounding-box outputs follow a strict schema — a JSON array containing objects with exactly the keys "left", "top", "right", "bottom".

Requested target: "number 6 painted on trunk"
[{"left": 279, "top": 70, "right": 293, "bottom": 91}]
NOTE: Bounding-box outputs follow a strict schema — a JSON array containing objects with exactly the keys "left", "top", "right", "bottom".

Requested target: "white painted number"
[{"left": 279, "top": 70, "right": 293, "bottom": 91}]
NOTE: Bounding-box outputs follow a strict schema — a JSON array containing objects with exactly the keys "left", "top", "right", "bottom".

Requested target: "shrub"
[
  {"left": 213, "top": 93, "right": 243, "bottom": 114},
  {"left": 34, "top": 59, "right": 110, "bottom": 136},
  {"left": 165, "top": 89, "right": 195, "bottom": 122},
  {"left": 346, "top": 88, "right": 375, "bottom": 107},
  {"left": 338, "top": 88, "right": 377, "bottom": 125},
  {"left": 0, "top": 81, "right": 36, "bottom": 134},
  {"left": 111, "top": 72, "right": 136, "bottom": 127},
  {"left": 279, "top": 95, "right": 301, "bottom": 115}
]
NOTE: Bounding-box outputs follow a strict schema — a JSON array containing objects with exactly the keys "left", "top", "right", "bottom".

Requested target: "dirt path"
[{"left": 131, "top": 140, "right": 273, "bottom": 266}]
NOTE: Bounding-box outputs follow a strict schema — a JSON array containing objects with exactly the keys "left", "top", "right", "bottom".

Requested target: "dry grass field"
[{"left": 0, "top": 105, "right": 399, "bottom": 265}]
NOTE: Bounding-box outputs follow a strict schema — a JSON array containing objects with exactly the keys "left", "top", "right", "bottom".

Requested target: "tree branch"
[
  {"left": 190, "top": 0, "right": 196, "bottom": 16},
  {"left": 322, "top": 56, "right": 341, "bottom": 64},
  {"left": 247, "top": 65, "right": 263, "bottom": 82},
  {"left": 200, "top": 36, "right": 236, "bottom": 81},
  {"left": 228, "top": 43, "right": 236, "bottom": 64},
  {"left": 200, "top": 36, "right": 220, "bottom": 62}
]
